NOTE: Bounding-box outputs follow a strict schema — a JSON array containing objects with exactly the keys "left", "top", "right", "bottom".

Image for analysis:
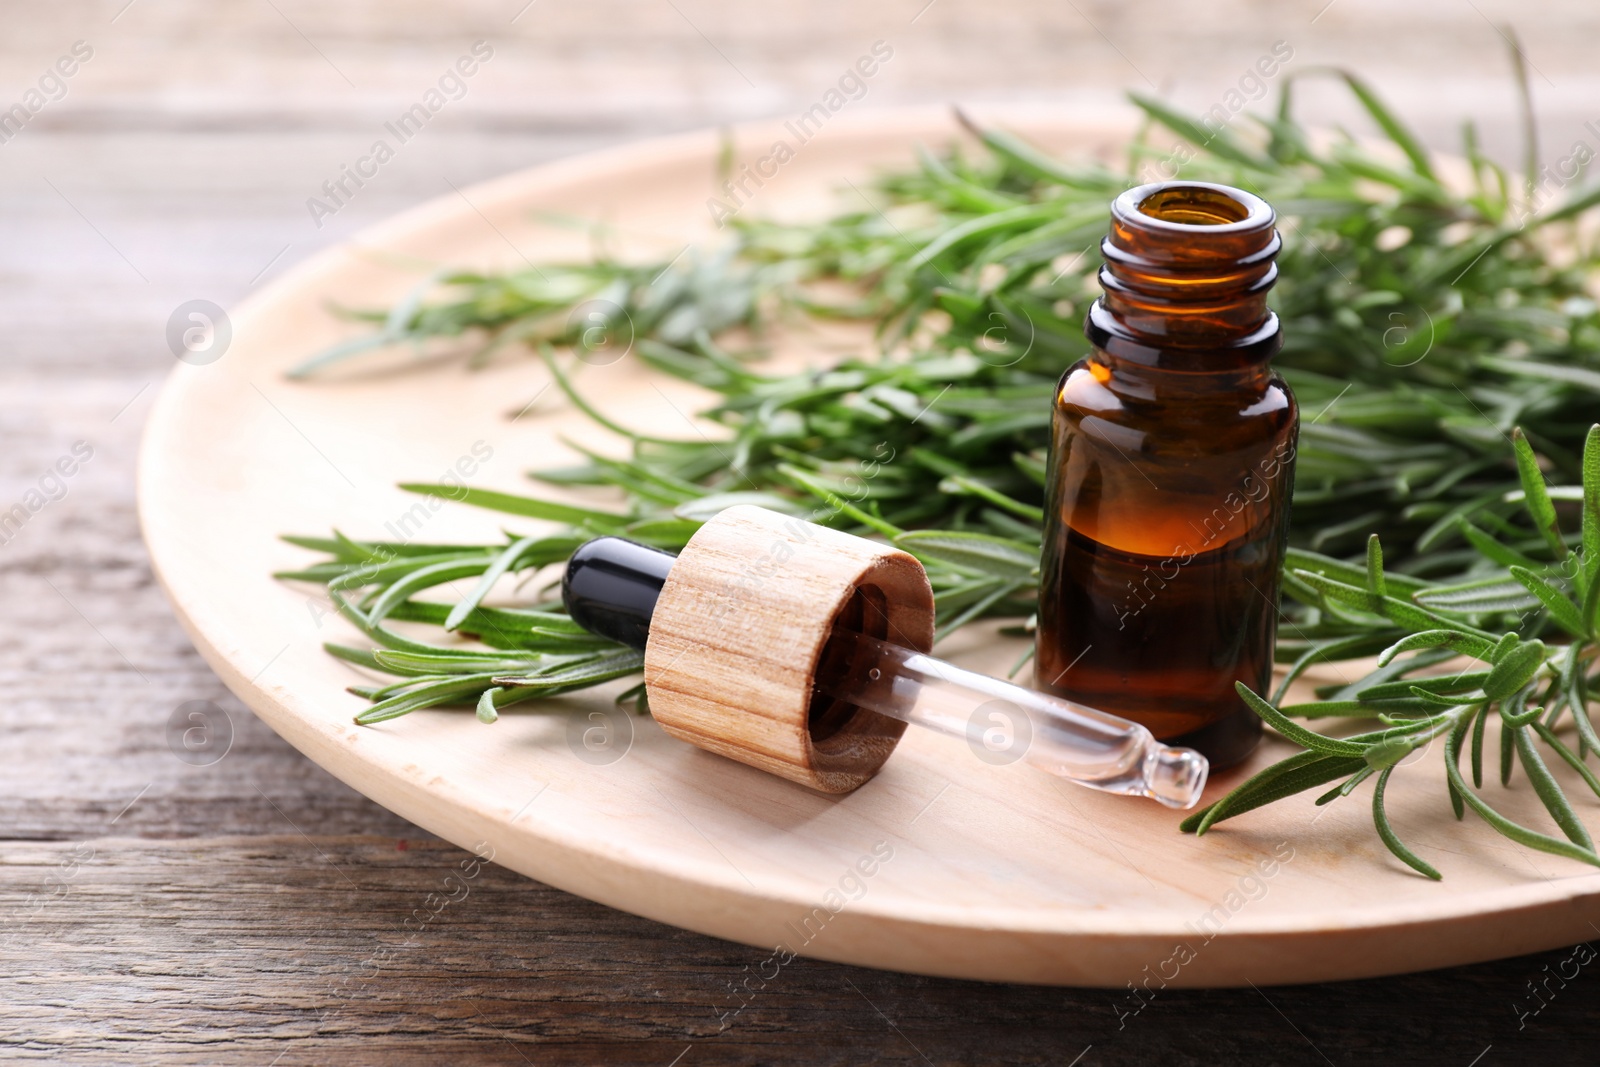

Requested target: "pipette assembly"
[{"left": 561, "top": 506, "right": 1207, "bottom": 808}]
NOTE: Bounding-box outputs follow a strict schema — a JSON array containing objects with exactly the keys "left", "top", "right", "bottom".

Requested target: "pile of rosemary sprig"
[
  {"left": 1188, "top": 427, "right": 1600, "bottom": 877},
  {"left": 280, "top": 69, "right": 1600, "bottom": 876}
]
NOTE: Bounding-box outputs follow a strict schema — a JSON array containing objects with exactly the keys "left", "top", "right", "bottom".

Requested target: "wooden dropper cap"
[{"left": 563, "top": 505, "right": 936, "bottom": 793}]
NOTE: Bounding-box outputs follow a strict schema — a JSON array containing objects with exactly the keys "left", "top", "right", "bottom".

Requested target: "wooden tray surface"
[{"left": 139, "top": 107, "right": 1600, "bottom": 986}]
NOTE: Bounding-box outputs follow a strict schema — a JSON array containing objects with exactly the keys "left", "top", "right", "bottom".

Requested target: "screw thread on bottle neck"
[{"left": 1089, "top": 181, "right": 1282, "bottom": 369}]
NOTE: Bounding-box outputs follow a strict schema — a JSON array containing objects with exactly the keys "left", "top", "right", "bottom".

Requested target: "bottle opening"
[
  {"left": 1137, "top": 185, "right": 1252, "bottom": 226},
  {"left": 1094, "top": 180, "right": 1283, "bottom": 360}
]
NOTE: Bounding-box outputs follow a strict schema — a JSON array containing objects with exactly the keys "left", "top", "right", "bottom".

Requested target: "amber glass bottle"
[{"left": 1036, "top": 182, "right": 1297, "bottom": 770}]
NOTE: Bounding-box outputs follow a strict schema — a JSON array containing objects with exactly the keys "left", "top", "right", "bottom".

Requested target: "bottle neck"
[{"left": 1086, "top": 181, "right": 1283, "bottom": 374}]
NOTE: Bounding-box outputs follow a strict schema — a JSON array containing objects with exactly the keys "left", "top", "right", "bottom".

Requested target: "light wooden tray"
[{"left": 139, "top": 106, "right": 1600, "bottom": 987}]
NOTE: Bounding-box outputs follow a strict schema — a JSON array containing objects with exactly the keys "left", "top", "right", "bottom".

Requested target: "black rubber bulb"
[{"left": 560, "top": 537, "right": 679, "bottom": 650}]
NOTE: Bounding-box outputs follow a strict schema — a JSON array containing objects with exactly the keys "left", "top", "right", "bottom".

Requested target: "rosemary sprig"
[
  {"left": 277, "top": 68, "right": 1600, "bottom": 874},
  {"left": 290, "top": 72, "right": 1600, "bottom": 573},
  {"left": 1184, "top": 426, "right": 1600, "bottom": 878}
]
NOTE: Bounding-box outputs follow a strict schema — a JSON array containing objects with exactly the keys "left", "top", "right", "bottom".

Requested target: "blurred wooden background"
[{"left": 4, "top": 1, "right": 1599, "bottom": 1062}]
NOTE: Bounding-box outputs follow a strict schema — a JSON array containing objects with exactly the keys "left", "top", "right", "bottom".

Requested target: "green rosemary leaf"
[
  {"left": 1183, "top": 751, "right": 1369, "bottom": 835},
  {"left": 778, "top": 465, "right": 903, "bottom": 537},
  {"left": 1449, "top": 708, "right": 1476, "bottom": 822},
  {"left": 1314, "top": 647, "right": 1457, "bottom": 703},
  {"left": 1404, "top": 687, "right": 1483, "bottom": 710},
  {"left": 1481, "top": 356, "right": 1600, "bottom": 397},
  {"left": 1012, "top": 451, "right": 1048, "bottom": 488},
  {"left": 386, "top": 600, "right": 602, "bottom": 641},
  {"left": 1283, "top": 547, "right": 1431, "bottom": 596},
  {"left": 476, "top": 687, "right": 501, "bottom": 723},
  {"left": 325, "top": 589, "right": 476, "bottom": 656},
  {"left": 323, "top": 643, "right": 386, "bottom": 672},
  {"left": 1007, "top": 642, "right": 1036, "bottom": 680},
  {"left": 372, "top": 649, "right": 541, "bottom": 675},
  {"left": 612, "top": 679, "right": 649, "bottom": 715},
  {"left": 936, "top": 580, "right": 1026, "bottom": 641},
  {"left": 286, "top": 331, "right": 407, "bottom": 380},
  {"left": 538, "top": 345, "right": 698, "bottom": 446},
  {"left": 272, "top": 563, "right": 369, "bottom": 584},
  {"left": 980, "top": 508, "right": 1045, "bottom": 544},
  {"left": 365, "top": 672, "right": 461, "bottom": 702},
  {"left": 331, "top": 530, "right": 389, "bottom": 564},
  {"left": 1414, "top": 489, "right": 1518, "bottom": 555},
  {"left": 1532, "top": 181, "right": 1600, "bottom": 226},
  {"left": 490, "top": 647, "right": 645, "bottom": 688},
  {"left": 1508, "top": 565, "right": 1588, "bottom": 638},
  {"left": 953, "top": 108, "right": 1126, "bottom": 190},
  {"left": 1565, "top": 656, "right": 1600, "bottom": 756},
  {"left": 277, "top": 549, "right": 496, "bottom": 590},
  {"left": 893, "top": 530, "right": 1037, "bottom": 581},
  {"left": 398, "top": 484, "right": 630, "bottom": 532},
  {"left": 1482, "top": 641, "right": 1548, "bottom": 702},
  {"left": 1445, "top": 718, "right": 1600, "bottom": 868},
  {"left": 1234, "top": 683, "right": 1370, "bottom": 758},
  {"left": 1280, "top": 698, "right": 1425, "bottom": 719},
  {"left": 1531, "top": 721, "right": 1600, "bottom": 802},
  {"left": 1501, "top": 715, "right": 1517, "bottom": 787},
  {"left": 1583, "top": 425, "right": 1600, "bottom": 595},
  {"left": 1354, "top": 671, "right": 1492, "bottom": 702},
  {"left": 1334, "top": 71, "right": 1438, "bottom": 181},
  {"left": 1491, "top": 632, "right": 1529, "bottom": 667},
  {"left": 1292, "top": 570, "right": 1495, "bottom": 639},
  {"left": 907, "top": 204, "right": 1060, "bottom": 271},
  {"left": 364, "top": 559, "right": 495, "bottom": 627},
  {"left": 1273, "top": 633, "right": 1398, "bottom": 703},
  {"left": 1126, "top": 92, "right": 1275, "bottom": 170},
  {"left": 1585, "top": 559, "right": 1600, "bottom": 640},
  {"left": 282, "top": 533, "right": 362, "bottom": 558},
  {"left": 1315, "top": 764, "right": 1376, "bottom": 804},
  {"left": 355, "top": 673, "right": 505, "bottom": 725},
  {"left": 1454, "top": 519, "right": 1545, "bottom": 572},
  {"left": 913, "top": 144, "right": 1025, "bottom": 213},
  {"left": 1363, "top": 727, "right": 1437, "bottom": 767},
  {"left": 1514, "top": 724, "right": 1595, "bottom": 849},
  {"left": 936, "top": 475, "right": 1046, "bottom": 522},
  {"left": 1471, "top": 703, "right": 1488, "bottom": 789},
  {"left": 1512, "top": 428, "right": 1567, "bottom": 560},
  {"left": 538, "top": 445, "right": 701, "bottom": 508},
  {"left": 1365, "top": 533, "right": 1386, "bottom": 595},
  {"left": 1375, "top": 629, "right": 1496, "bottom": 667},
  {"left": 445, "top": 536, "right": 540, "bottom": 632},
  {"left": 384, "top": 268, "right": 450, "bottom": 338},
  {"left": 621, "top": 518, "right": 703, "bottom": 549},
  {"left": 1413, "top": 577, "right": 1539, "bottom": 615},
  {"left": 1372, "top": 766, "right": 1442, "bottom": 880}
]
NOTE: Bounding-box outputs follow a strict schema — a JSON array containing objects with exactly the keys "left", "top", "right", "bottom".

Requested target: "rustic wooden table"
[{"left": 5, "top": 2, "right": 1599, "bottom": 1062}]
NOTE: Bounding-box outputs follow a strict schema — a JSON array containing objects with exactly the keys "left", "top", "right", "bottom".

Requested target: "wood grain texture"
[
  {"left": 5, "top": 0, "right": 1600, "bottom": 1061},
  {"left": 647, "top": 505, "right": 933, "bottom": 793}
]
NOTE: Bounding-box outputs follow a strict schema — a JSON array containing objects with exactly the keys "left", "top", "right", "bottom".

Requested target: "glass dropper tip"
[{"left": 1144, "top": 744, "right": 1209, "bottom": 810}]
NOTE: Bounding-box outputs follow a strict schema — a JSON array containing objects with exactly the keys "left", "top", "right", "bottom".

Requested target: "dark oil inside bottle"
[
  {"left": 1043, "top": 527, "right": 1279, "bottom": 766},
  {"left": 1037, "top": 181, "right": 1298, "bottom": 770}
]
